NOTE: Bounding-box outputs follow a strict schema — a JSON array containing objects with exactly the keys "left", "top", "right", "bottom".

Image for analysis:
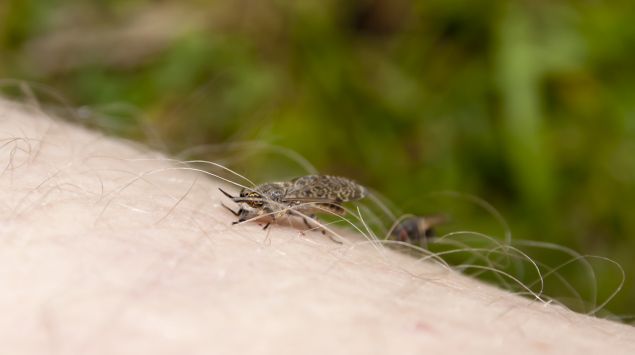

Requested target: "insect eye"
[
  {"left": 247, "top": 201, "right": 264, "bottom": 208},
  {"left": 245, "top": 192, "right": 264, "bottom": 208}
]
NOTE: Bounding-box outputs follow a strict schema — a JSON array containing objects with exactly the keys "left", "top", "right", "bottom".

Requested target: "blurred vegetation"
[{"left": 1, "top": 0, "right": 634, "bottom": 318}]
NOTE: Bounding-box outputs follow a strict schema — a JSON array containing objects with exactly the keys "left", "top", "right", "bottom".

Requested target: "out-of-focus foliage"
[{"left": 1, "top": 0, "right": 634, "bottom": 317}]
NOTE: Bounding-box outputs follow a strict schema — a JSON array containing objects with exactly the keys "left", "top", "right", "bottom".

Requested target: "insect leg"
[
  {"left": 302, "top": 215, "right": 314, "bottom": 229},
  {"left": 260, "top": 206, "right": 277, "bottom": 230},
  {"left": 231, "top": 213, "right": 245, "bottom": 224},
  {"left": 301, "top": 214, "right": 328, "bottom": 235},
  {"left": 327, "top": 234, "right": 343, "bottom": 244}
]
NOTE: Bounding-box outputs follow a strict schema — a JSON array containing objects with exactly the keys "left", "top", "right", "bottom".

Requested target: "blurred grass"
[{"left": 1, "top": 0, "right": 634, "bottom": 317}]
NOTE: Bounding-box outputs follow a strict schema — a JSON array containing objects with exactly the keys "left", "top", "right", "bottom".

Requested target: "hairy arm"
[{"left": 1, "top": 99, "right": 634, "bottom": 355}]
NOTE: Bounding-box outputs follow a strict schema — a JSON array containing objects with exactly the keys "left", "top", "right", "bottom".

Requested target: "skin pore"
[{"left": 1, "top": 99, "right": 635, "bottom": 354}]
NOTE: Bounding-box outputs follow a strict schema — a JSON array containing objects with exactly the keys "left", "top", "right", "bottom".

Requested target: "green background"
[{"left": 1, "top": 0, "right": 634, "bottom": 319}]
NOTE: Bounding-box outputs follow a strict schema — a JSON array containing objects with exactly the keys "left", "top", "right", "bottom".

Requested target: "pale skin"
[{"left": 1, "top": 99, "right": 634, "bottom": 355}]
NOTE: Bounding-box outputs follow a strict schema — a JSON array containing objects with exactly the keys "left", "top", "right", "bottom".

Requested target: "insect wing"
[{"left": 286, "top": 175, "right": 366, "bottom": 203}]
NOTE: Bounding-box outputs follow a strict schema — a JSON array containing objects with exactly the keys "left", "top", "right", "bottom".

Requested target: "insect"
[
  {"left": 389, "top": 214, "right": 448, "bottom": 248},
  {"left": 219, "top": 175, "right": 367, "bottom": 231}
]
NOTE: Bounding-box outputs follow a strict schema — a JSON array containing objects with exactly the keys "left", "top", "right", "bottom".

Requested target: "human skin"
[{"left": 1, "top": 99, "right": 634, "bottom": 355}]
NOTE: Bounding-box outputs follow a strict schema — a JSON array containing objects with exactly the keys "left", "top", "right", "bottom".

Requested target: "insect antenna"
[
  {"left": 221, "top": 203, "right": 240, "bottom": 217},
  {"left": 218, "top": 187, "right": 236, "bottom": 199}
]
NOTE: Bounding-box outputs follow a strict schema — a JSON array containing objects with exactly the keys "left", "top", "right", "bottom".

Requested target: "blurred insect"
[
  {"left": 389, "top": 214, "right": 449, "bottom": 248},
  {"left": 219, "top": 175, "right": 367, "bottom": 231}
]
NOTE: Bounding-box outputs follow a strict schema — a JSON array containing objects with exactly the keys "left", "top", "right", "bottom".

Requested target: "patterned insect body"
[
  {"left": 288, "top": 175, "right": 366, "bottom": 202},
  {"left": 219, "top": 175, "right": 367, "bottom": 229}
]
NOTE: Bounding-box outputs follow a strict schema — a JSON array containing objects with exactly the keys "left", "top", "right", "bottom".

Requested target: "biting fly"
[
  {"left": 219, "top": 175, "right": 367, "bottom": 231},
  {"left": 389, "top": 214, "right": 449, "bottom": 248}
]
